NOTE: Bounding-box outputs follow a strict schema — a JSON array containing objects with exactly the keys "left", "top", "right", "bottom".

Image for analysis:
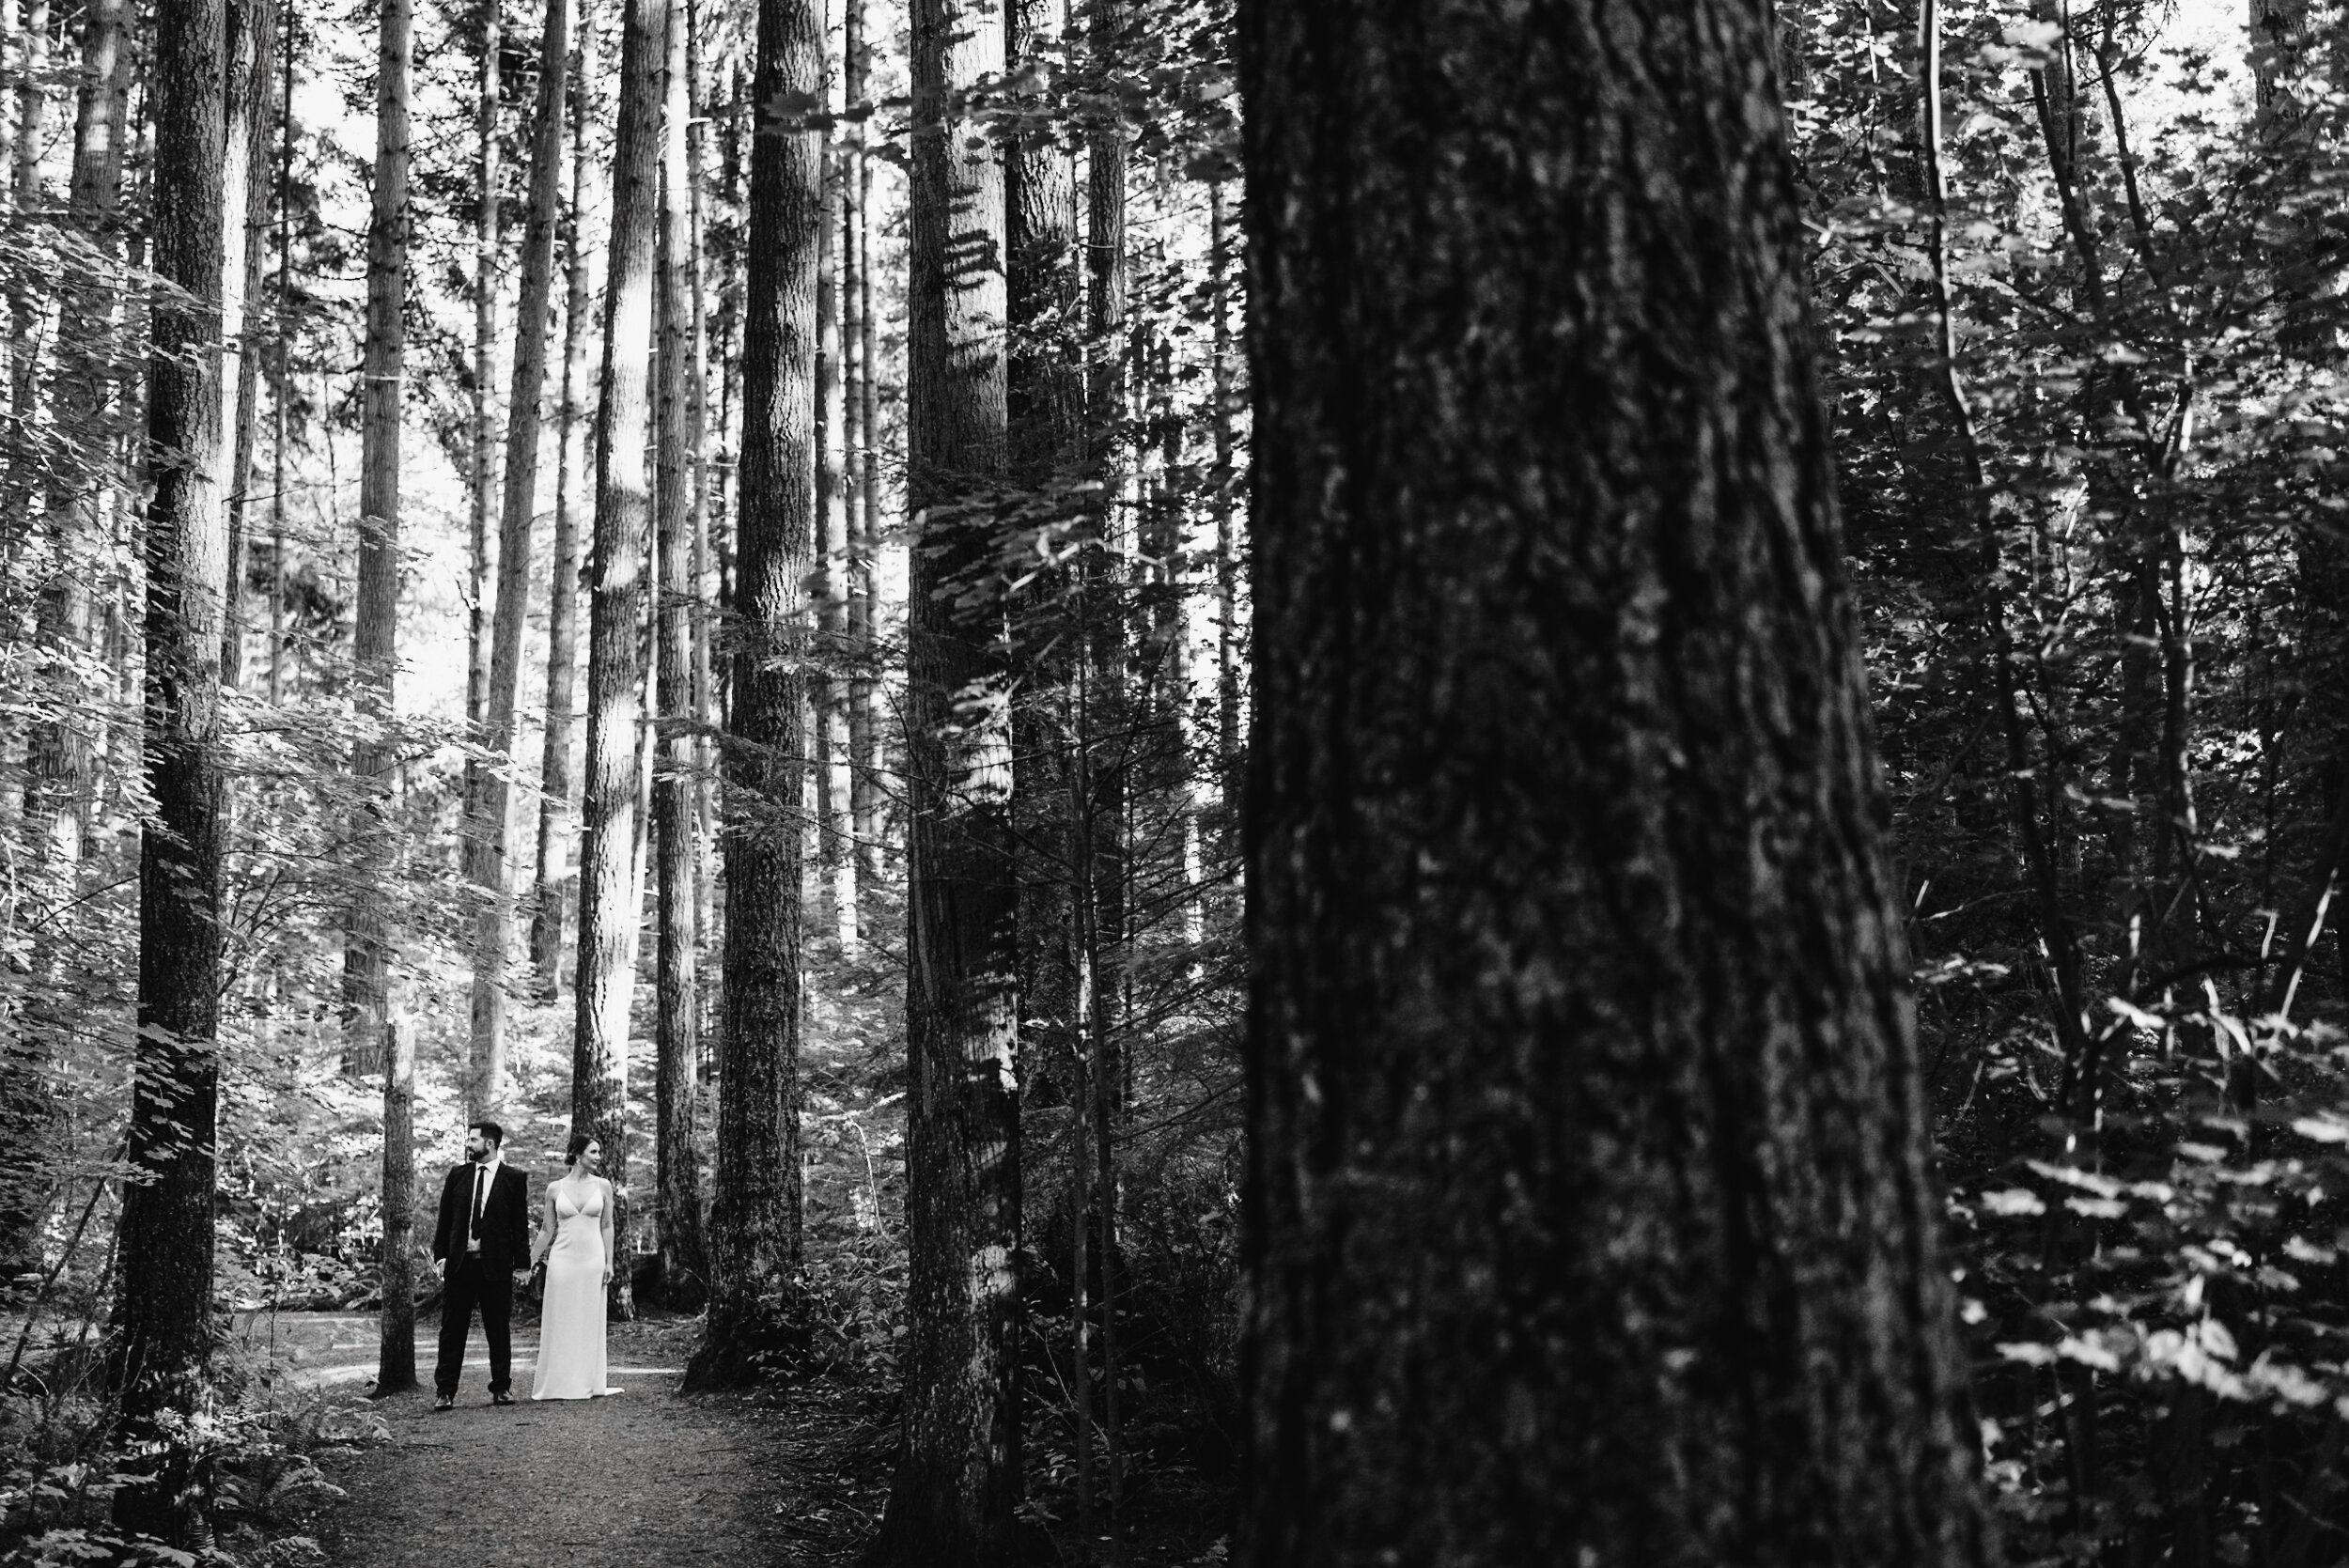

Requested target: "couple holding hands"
[{"left": 428, "top": 1120, "right": 620, "bottom": 1408}]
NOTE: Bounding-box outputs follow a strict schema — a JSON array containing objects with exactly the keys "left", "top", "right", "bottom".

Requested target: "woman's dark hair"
[{"left": 565, "top": 1133, "right": 593, "bottom": 1167}]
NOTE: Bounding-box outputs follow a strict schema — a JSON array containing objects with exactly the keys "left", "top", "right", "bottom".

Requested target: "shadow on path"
[{"left": 272, "top": 1314, "right": 867, "bottom": 1568}]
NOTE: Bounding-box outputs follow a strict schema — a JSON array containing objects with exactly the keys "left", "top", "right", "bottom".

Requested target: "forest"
[{"left": 1, "top": 0, "right": 2345, "bottom": 1562}]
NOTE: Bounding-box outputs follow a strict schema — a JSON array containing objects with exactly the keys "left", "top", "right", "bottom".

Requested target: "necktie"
[{"left": 471, "top": 1166, "right": 486, "bottom": 1247}]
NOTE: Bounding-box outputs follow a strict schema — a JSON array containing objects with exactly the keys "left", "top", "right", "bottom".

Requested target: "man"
[{"left": 429, "top": 1120, "right": 532, "bottom": 1409}]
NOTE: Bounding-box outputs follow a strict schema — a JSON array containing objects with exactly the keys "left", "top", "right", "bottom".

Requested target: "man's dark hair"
[{"left": 469, "top": 1120, "right": 505, "bottom": 1147}]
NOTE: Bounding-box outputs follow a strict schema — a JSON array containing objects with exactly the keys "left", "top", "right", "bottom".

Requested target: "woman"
[{"left": 529, "top": 1133, "right": 617, "bottom": 1400}]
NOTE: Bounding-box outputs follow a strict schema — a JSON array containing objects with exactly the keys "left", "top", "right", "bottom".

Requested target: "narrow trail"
[{"left": 275, "top": 1313, "right": 879, "bottom": 1568}]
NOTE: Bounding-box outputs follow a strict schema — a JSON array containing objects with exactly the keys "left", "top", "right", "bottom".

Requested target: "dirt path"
[{"left": 272, "top": 1313, "right": 879, "bottom": 1568}]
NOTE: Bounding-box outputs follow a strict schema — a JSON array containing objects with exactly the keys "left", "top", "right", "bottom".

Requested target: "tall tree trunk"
[
  {"left": 1081, "top": 5, "right": 1131, "bottom": 1537},
  {"left": 10, "top": 0, "right": 47, "bottom": 430},
  {"left": 375, "top": 1017, "right": 419, "bottom": 1395},
  {"left": 652, "top": 0, "right": 708, "bottom": 1312},
  {"left": 109, "top": 0, "right": 229, "bottom": 1537},
  {"left": 341, "top": 0, "right": 413, "bottom": 1083},
  {"left": 1233, "top": 2, "right": 1993, "bottom": 1563},
  {"left": 1005, "top": 0, "right": 1084, "bottom": 1534},
  {"left": 840, "top": 0, "right": 874, "bottom": 902},
  {"left": 847, "top": 0, "right": 880, "bottom": 886},
  {"left": 573, "top": 0, "right": 664, "bottom": 1324},
  {"left": 531, "top": 0, "right": 597, "bottom": 1000},
  {"left": 814, "top": 12, "right": 855, "bottom": 950},
  {"left": 469, "top": 0, "right": 504, "bottom": 753},
  {"left": 269, "top": 3, "right": 292, "bottom": 706},
  {"left": 0, "top": 0, "right": 132, "bottom": 1276},
  {"left": 866, "top": 0, "right": 1021, "bottom": 1557},
  {"left": 1208, "top": 177, "right": 1239, "bottom": 841},
  {"left": 470, "top": 0, "right": 571, "bottom": 1118},
  {"left": 219, "top": 0, "right": 279, "bottom": 686},
  {"left": 687, "top": 0, "right": 719, "bottom": 1021},
  {"left": 684, "top": 0, "right": 817, "bottom": 1390}
]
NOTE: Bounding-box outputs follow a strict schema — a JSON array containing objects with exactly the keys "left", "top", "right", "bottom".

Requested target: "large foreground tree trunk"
[
  {"left": 686, "top": 0, "right": 817, "bottom": 1392},
  {"left": 572, "top": 0, "right": 665, "bottom": 1322},
  {"left": 864, "top": 0, "right": 1021, "bottom": 1557},
  {"left": 1234, "top": 2, "right": 1994, "bottom": 1565},
  {"left": 110, "top": 0, "right": 230, "bottom": 1538}
]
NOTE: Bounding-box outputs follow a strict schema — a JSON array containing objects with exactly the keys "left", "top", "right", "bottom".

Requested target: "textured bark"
[
  {"left": 531, "top": 2, "right": 597, "bottom": 1000},
  {"left": 1003, "top": 0, "right": 1085, "bottom": 1513},
  {"left": 10, "top": 0, "right": 46, "bottom": 428},
  {"left": 1234, "top": 3, "right": 1993, "bottom": 1564},
  {"left": 1080, "top": 7, "right": 1131, "bottom": 1530},
  {"left": 1, "top": 0, "right": 133, "bottom": 1276},
  {"left": 375, "top": 1017, "right": 419, "bottom": 1395},
  {"left": 572, "top": 0, "right": 664, "bottom": 1324},
  {"left": 847, "top": 0, "right": 882, "bottom": 887},
  {"left": 864, "top": 0, "right": 1021, "bottom": 1557},
  {"left": 109, "top": 0, "right": 229, "bottom": 1510},
  {"left": 842, "top": 0, "right": 879, "bottom": 893},
  {"left": 470, "top": 0, "right": 571, "bottom": 1118},
  {"left": 1006, "top": 0, "right": 1082, "bottom": 1029},
  {"left": 1209, "top": 179, "right": 1239, "bottom": 833},
  {"left": 269, "top": 5, "right": 291, "bottom": 704},
  {"left": 341, "top": 0, "right": 413, "bottom": 1084},
  {"left": 653, "top": 0, "right": 708, "bottom": 1312},
  {"left": 814, "top": 23, "right": 855, "bottom": 950},
  {"left": 24, "top": 0, "right": 131, "bottom": 865},
  {"left": 685, "top": 0, "right": 817, "bottom": 1391},
  {"left": 469, "top": 0, "right": 504, "bottom": 750},
  {"left": 687, "top": 0, "right": 718, "bottom": 1017},
  {"left": 219, "top": 0, "right": 279, "bottom": 687}
]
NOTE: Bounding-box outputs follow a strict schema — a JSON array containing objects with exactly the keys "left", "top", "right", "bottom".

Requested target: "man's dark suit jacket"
[{"left": 431, "top": 1161, "right": 531, "bottom": 1274}]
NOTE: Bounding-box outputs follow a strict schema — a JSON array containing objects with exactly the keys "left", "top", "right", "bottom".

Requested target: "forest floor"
[{"left": 272, "top": 1312, "right": 887, "bottom": 1568}]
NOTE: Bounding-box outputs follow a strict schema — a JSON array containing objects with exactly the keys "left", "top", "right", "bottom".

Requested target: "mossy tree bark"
[
  {"left": 686, "top": 0, "right": 817, "bottom": 1390},
  {"left": 1235, "top": 0, "right": 1995, "bottom": 1563}
]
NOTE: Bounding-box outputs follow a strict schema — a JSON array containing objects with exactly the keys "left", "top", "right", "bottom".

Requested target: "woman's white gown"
[{"left": 532, "top": 1180, "right": 610, "bottom": 1400}]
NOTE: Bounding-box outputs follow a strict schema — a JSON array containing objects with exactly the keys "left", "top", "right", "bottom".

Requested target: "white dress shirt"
[{"left": 466, "top": 1154, "right": 503, "bottom": 1252}]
